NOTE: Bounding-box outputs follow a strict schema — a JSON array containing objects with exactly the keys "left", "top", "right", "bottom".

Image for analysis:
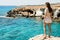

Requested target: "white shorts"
[{"left": 44, "top": 17, "right": 52, "bottom": 23}]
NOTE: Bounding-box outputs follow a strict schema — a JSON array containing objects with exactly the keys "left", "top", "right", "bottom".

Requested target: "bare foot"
[
  {"left": 41, "top": 35, "right": 46, "bottom": 40},
  {"left": 48, "top": 35, "right": 51, "bottom": 38}
]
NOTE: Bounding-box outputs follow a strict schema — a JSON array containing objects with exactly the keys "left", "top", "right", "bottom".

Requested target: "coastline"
[{"left": 0, "top": 15, "right": 60, "bottom": 22}]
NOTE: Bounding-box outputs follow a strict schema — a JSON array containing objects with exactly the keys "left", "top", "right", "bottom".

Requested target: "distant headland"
[{"left": 6, "top": 3, "right": 60, "bottom": 22}]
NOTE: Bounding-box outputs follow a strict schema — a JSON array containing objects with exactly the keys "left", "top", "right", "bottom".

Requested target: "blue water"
[
  {"left": 0, "top": 6, "right": 17, "bottom": 16},
  {"left": 0, "top": 6, "right": 60, "bottom": 40}
]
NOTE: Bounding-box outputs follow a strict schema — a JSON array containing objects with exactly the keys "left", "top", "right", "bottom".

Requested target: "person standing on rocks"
[{"left": 42, "top": 2, "right": 53, "bottom": 39}]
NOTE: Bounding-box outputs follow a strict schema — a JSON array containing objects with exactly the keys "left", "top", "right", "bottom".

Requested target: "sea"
[{"left": 0, "top": 6, "right": 60, "bottom": 40}]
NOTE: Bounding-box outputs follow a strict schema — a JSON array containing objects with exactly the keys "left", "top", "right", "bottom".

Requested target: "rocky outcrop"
[
  {"left": 29, "top": 34, "right": 60, "bottom": 40},
  {"left": 6, "top": 7, "right": 35, "bottom": 17}
]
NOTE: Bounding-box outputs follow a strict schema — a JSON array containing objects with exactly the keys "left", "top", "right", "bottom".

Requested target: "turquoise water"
[
  {"left": 0, "top": 6, "right": 17, "bottom": 16},
  {"left": 0, "top": 6, "right": 60, "bottom": 40}
]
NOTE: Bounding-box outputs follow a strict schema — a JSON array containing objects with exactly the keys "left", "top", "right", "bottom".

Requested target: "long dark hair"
[{"left": 46, "top": 2, "right": 53, "bottom": 13}]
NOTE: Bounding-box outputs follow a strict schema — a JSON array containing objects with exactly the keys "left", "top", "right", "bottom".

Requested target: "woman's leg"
[
  {"left": 48, "top": 23, "right": 51, "bottom": 38},
  {"left": 43, "top": 22, "right": 46, "bottom": 37},
  {"left": 41, "top": 21, "right": 46, "bottom": 40}
]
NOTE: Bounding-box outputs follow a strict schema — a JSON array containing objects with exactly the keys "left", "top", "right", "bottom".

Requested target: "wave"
[{"left": 0, "top": 16, "right": 14, "bottom": 18}]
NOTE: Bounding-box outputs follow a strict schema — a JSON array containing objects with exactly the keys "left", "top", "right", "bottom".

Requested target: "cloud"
[{"left": 0, "top": 0, "right": 60, "bottom": 6}]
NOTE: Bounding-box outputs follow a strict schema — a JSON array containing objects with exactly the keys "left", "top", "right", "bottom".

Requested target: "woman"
[{"left": 43, "top": 2, "right": 53, "bottom": 39}]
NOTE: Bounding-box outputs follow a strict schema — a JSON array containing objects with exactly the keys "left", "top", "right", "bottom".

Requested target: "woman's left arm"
[{"left": 50, "top": 12, "right": 53, "bottom": 19}]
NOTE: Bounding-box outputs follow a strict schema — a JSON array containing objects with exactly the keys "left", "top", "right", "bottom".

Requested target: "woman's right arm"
[{"left": 44, "top": 8, "right": 47, "bottom": 18}]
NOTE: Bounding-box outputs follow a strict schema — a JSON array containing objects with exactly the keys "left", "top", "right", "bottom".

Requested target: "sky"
[{"left": 0, "top": 0, "right": 60, "bottom": 6}]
